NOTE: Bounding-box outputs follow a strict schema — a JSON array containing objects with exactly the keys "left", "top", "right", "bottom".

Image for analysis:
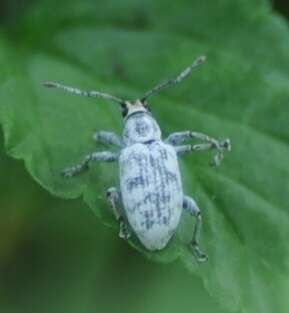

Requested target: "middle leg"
[{"left": 106, "top": 187, "right": 131, "bottom": 240}]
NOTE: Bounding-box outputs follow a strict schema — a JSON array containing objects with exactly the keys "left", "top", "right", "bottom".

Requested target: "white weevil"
[{"left": 43, "top": 56, "right": 230, "bottom": 262}]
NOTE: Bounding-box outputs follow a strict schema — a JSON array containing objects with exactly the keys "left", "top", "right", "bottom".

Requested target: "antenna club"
[{"left": 196, "top": 55, "right": 206, "bottom": 65}]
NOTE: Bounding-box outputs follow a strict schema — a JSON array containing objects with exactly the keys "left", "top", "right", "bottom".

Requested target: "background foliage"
[{"left": 0, "top": 1, "right": 289, "bottom": 313}]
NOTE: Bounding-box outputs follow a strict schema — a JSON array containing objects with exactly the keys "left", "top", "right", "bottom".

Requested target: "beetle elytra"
[{"left": 43, "top": 55, "right": 231, "bottom": 262}]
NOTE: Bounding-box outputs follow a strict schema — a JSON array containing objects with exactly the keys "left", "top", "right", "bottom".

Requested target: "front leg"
[
  {"left": 175, "top": 143, "right": 225, "bottom": 166},
  {"left": 165, "top": 130, "right": 230, "bottom": 149},
  {"left": 62, "top": 151, "right": 118, "bottom": 177},
  {"left": 93, "top": 130, "right": 123, "bottom": 147},
  {"left": 165, "top": 131, "right": 192, "bottom": 145},
  {"left": 168, "top": 131, "right": 230, "bottom": 166}
]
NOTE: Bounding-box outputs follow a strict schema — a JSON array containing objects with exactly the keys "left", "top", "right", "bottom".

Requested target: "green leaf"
[
  {"left": 1, "top": 0, "right": 289, "bottom": 312},
  {"left": 0, "top": 132, "right": 226, "bottom": 313}
]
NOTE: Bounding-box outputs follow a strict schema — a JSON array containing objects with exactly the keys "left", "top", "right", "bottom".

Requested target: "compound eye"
[{"left": 121, "top": 104, "right": 128, "bottom": 118}]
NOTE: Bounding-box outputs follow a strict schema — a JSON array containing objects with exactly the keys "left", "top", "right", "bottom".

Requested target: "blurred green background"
[{"left": 0, "top": 1, "right": 288, "bottom": 313}]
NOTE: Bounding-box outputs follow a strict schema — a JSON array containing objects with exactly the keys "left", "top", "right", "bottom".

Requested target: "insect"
[{"left": 43, "top": 55, "right": 230, "bottom": 262}]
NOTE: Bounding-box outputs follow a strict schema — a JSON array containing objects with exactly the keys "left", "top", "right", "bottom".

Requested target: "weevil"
[{"left": 43, "top": 55, "right": 231, "bottom": 262}]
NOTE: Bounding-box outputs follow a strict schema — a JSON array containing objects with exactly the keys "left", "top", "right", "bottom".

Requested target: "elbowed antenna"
[
  {"left": 42, "top": 81, "right": 125, "bottom": 105},
  {"left": 140, "top": 55, "right": 206, "bottom": 102}
]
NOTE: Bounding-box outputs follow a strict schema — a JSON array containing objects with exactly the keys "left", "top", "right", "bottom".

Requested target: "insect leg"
[
  {"left": 166, "top": 131, "right": 230, "bottom": 149},
  {"left": 190, "top": 132, "right": 230, "bottom": 149},
  {"left": 175, "top": 143, "right": 213, "bottom": 155},
  {"left": 106, "top": 187, "right": 131, "bottom": 240},
  {"left": 183, "top": 195, "right": 208, "bottom": 262},
  {"left": 190, "top": 132, "right": 230, "bottom": 166},
  {"left": 165, "top": 131, "right": 193, "bottom": 145},
  {"left": 93, "top": 131, "right": 123, "bottom": 147},
  {"left": 62, "top": 151, "right": 118, "bottom": 177},
  {"left": 175, "top": 139, "right": 230, "bottom": 166},
  {"left": 167, "top": 131, "right": 230, "bottom": 165}
]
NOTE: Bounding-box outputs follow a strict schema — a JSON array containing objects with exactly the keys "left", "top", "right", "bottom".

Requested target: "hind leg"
[
  {"left": 183, "top": 195, "right": 208, "bottom": 262},
  {"left": 106, "top": 187, "right": 131, "bottom": 240}
]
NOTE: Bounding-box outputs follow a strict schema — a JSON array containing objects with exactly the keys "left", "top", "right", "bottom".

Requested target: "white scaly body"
[
  {"left": 120, "top": 141, "right": 183, "bottom": 250},
  {"left": 119, "top": 112, "right": 183, "bottom": 250}
]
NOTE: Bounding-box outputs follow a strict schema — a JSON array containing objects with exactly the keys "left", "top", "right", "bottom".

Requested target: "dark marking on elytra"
[
  {"left": 126, "top": 176, "right": 145, "bottom": 192},
  {"left": 122, "top": 142, "right": 180, "bottom": 229},
  {"left": 143, "top": 210, "right": 154, "bottom": 230},
  {"left": 162, "top": 216, "right": 168, "bottom": 225},
  {"left": 164, "top": 170, "right": 178, "bottom": 185},
  {"left": 159, "top": 146, "right": 168, "bottom": 160}
]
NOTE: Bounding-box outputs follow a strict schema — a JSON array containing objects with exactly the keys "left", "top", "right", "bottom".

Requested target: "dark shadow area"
[
  {"left": 0, "top": 0, "right": 288, "bottom": 25},
  {"left": 273, "top": 0, "right": 289, "bottom": 20},
  {"left": 0, "top": 0, "right": 35, "bottom": 24}
]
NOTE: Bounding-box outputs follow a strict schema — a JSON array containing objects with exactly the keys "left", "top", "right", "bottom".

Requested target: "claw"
[
  {"left": 210, "top": 138, "right": 231, "bottom": 166},
  {"left": 210, "top": 151, "right": 223, "bottom": 167},
  {"left": 61, "top": 168, "right": 74, "bottom": 178},
  {"left": 191, "top": 242, "right": 208, "bottom": 263},
  {"left": 221, "top": 138, "right": 231, "bottom": 151},
  {"left": 119, "top": 219, "right": 131, "bottom": 240}
]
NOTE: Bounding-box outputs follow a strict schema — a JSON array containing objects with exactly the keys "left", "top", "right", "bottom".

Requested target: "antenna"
[
  {"left": 43, "top": 81, "right": 125, "bottom": 105},
  {"left": 141, "top": 55, "right": 206, "bottom": 102}
]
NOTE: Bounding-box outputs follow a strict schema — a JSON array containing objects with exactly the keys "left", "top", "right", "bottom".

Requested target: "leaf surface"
[{"left": 0, "top": 1, "right": 289, "bottom": 312}]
